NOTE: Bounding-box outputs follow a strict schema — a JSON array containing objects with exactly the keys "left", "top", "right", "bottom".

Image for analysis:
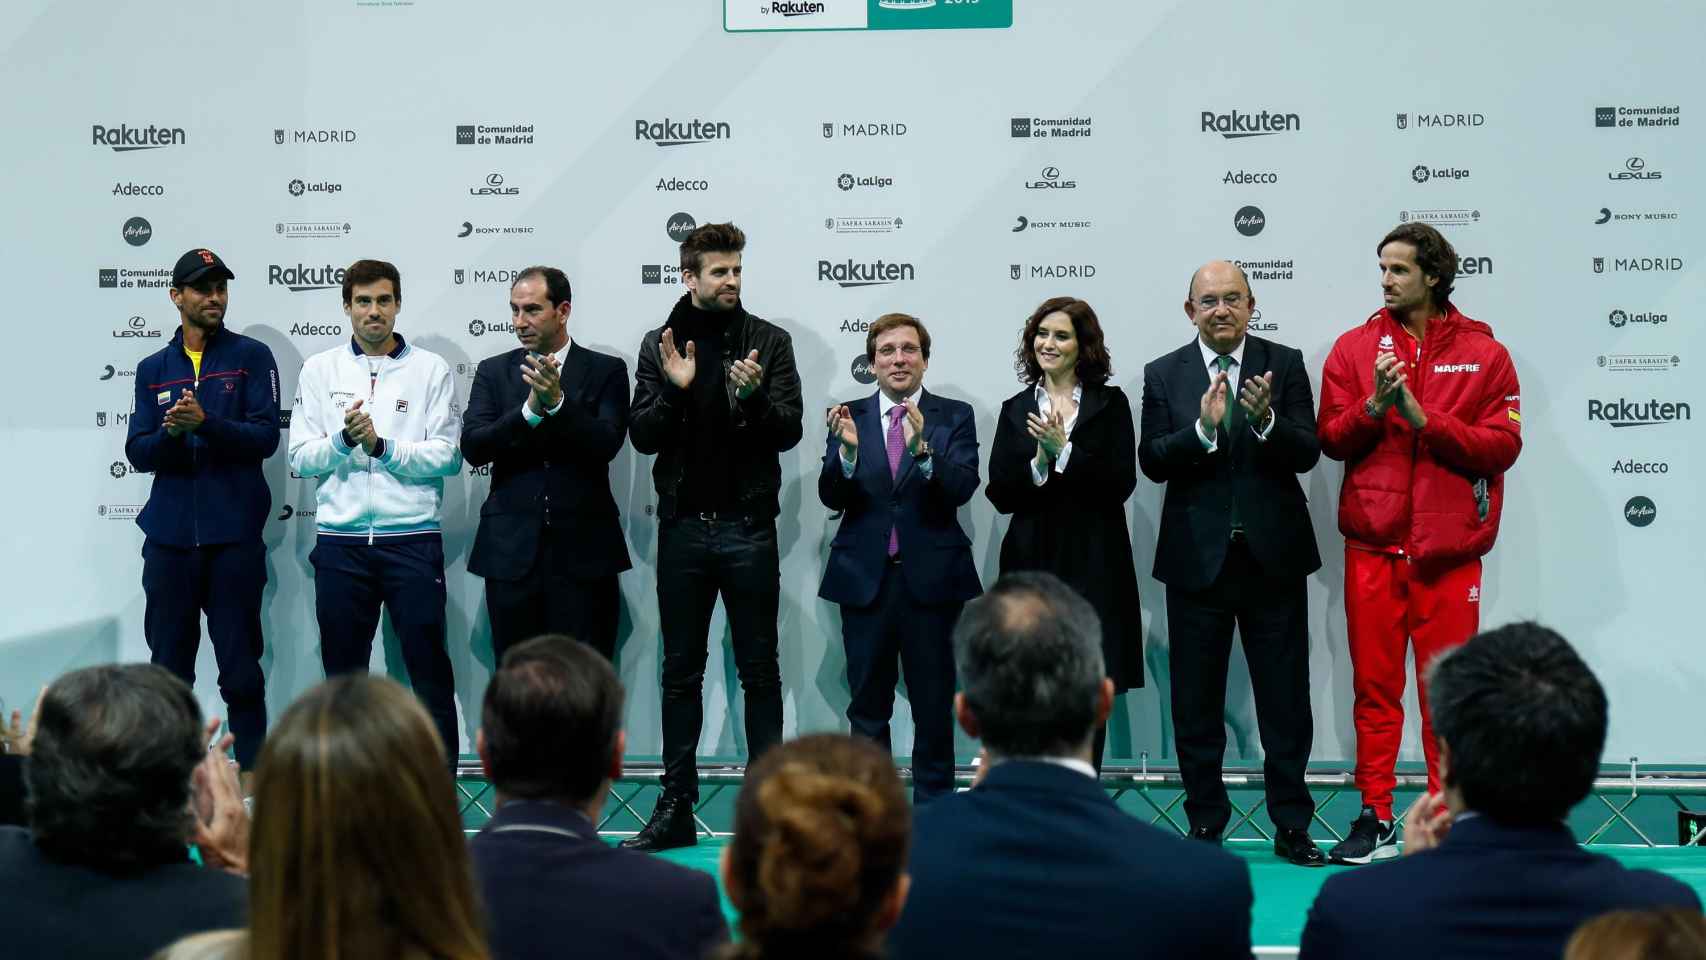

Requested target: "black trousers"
[
  {"left": 141, "top": 538, "right": 268, "bottom": 768},
  {"left": 485, "top": 528, "right": 620, "bottom": 664},
  {"left": 840, "top": 559, "right": 961, "bottom": 802},
  {"left": 1166, "top": 537, "right": 1315, "bottom": 834},
  {"left": 311, "top": 536, "right": 460, "bottom": 766},
  {"left": 656, "top": 516, "right": 783, "bottom": 802}
]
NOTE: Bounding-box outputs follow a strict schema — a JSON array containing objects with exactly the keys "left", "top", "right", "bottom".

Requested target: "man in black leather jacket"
[{"left": 623, "top": 222, "right": 803, "bottom": 851}]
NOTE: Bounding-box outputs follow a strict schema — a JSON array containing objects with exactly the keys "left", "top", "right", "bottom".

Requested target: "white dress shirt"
[
  {"left": 1030, "top": 381, "right": 1083, "bottom": 485},
  {"left": 1193, "top": 336, "right": 1275, "bottom": 452}
]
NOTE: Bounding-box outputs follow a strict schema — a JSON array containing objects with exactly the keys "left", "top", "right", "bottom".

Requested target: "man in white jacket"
[{"left": 287, "top": 259, "right": 464, "bottom": 761}]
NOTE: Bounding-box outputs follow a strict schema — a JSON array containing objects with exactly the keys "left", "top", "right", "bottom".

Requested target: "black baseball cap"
[{"left": 171, "top": 248, "right": 236, "bottom": 287}]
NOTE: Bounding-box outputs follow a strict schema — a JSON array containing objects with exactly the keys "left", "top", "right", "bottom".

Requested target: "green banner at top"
[{"left": 725, "top": 0, "right": 1012, "bottom": 32}]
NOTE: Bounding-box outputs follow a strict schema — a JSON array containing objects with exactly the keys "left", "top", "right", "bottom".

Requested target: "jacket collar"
[
  {"left": 168, "top": 323, "right": 226, "bottom": 352},
  {"left": 348, "top": 332, "right": 407, "bottom": 359},
  {"left": 481, "top": 799, "right": 602, "bottom": 843},
  {"left": 1010, "top": 380, "right": 1111, "bottom": 426},
  {"left": 1439, "top": 814, "right": 1579, "bottom": 852},
  {"left": 975, "top": 758, "right": 1112, "bottom": 805},
  {"left": 1372, "top": 303, "right": 1489, "bottom": 348},
  {"left": 666, "top": 293, "right": 747, "bottom": 341}
]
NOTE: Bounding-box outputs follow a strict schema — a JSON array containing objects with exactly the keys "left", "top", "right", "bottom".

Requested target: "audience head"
[
  {"left": 720, "top": 734, "right": 910, "bottom": 960},
  {"left": 478, "top": 634, "right": 625, "bottom": 812},
  {"left": 953, "top": 571, "right": 1113, "bottom": 759},
  {"left": 25, "top": 663, "right": 203, "bottom": 870},
  {"left": 1426, "top": 621, "right": 1607, "bottom": 825},
  {"left": 248, "top": 675, "right": 486, "bottom": 960},
  {"left": 1565, "top": 909, "right": 1706, "bottom": 960}
]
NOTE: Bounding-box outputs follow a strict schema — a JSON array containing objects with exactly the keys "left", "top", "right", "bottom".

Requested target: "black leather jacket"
[{"left": 631, "top": 296, "right": 804, "bottom": 520}]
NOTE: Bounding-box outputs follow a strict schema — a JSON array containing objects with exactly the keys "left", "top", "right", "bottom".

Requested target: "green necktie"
[{"left": 1213, "top": 354, "right": 1243, "bottom": 532}]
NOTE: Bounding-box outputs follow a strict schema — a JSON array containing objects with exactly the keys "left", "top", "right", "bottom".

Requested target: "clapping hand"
[
  {"left": 902, "top": 399, "right": 926, "bottom": 456},
  {"left": 729, "top": 349, "right": 763, "bottom": 400},
  {"left": 190, "top": 717, "right": 250, "bottom": 876},
  {"left": 1400, "top": 790, "right": 1453, "bottom": 856},
  {"left": 660, "top": 328, "right": 697, "bottom": 390},
  {"left": 1198, "top": 370, "right": 1231, "bottom": 436},
  {"left": 1372, "top": 352, "right": 1407, "bottom": 414},
  {"left": 164, "top": 390, "right": 205, "bottom": 436},
  {"left": 1239, "top": 371, "right": 1275, "bottom": 426},
  {"left": 1026, "top": 409, "right": 1068, "bottom": 461},
  {"left": 521, "top": 352, "right": 563, "bottom": 415},
  {"left": 826, "top": 404, "right": 858, "bottom": 457},
  {"left": 343, "top": 399, "right": 378, "bottom": 454}
]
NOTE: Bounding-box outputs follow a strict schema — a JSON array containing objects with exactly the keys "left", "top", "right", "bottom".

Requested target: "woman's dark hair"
[
  {"left": 1014, "top": 296, "right": 1111, "bottom": 385},
  {"left": 718, "top": 734, "right": 910, "bottom": 960}
]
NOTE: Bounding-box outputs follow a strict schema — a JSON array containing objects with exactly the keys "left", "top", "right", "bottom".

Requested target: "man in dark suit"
[
  {"left": 471, "top": 634, "right": 727, "bottom": 960},
  {"left": 1138, "top": 259, "right": 1326, "bottom": 865},
  {"left": 888, "top": 571, "right": 1253, "bottom": 959},
  {"left": 1300, "top": 622, "right": 1701, "bottom": 959},
  {"left": 820, "top": 312, "right": 982, "bottom": 802},
  {"left": 462, "top": 266, "right": 632, "bottom": 662}
]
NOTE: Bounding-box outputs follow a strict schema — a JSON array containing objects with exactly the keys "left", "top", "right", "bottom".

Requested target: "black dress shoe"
[
  {"left": 1188, "top": 825, "right": 1223, "bottom": 845},
  {"left": 1274, "top": 828, "right": 1327, "bottom": 867},
  {"left": 619, "top": 795, "right": 697, "bottom": 852}
]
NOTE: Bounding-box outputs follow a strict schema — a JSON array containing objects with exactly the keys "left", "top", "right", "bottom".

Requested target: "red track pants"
[{"left": 1344, "top": 546, "right": 1482, "bottom": 820}]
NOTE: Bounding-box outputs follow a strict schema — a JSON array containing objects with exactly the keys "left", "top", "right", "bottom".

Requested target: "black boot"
[{"left": 619, "top": 795, "right": 698, "bottom": 852}]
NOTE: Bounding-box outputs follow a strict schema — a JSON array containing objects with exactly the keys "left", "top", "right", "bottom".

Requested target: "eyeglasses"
[
  {"left": 1196, "top": 293, "right": 1246, "bottom": 310},
  {"left": 875, "top": 344, "right": 921, "bottom": 358}
]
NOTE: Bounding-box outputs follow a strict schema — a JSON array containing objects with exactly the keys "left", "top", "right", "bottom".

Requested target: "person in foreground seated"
[
  {"left": 1566, "top": 909, "right": 1706, "bottom": 960},
  {"left": 471, "top": 635, "right": 726, "bottom": 960},
  {"left": 1299, "top": 622, "right": 1700, "bottom": 960},
  {"left": 888, "top": 571, "right": 1253, "bottom": 960},
  {"left": 0, "top": 695, "right": 40, "bottom": 826},
  {"left": 0, "top": 664, "right": 249, "bottom": 960},
  {"left": 717, "top": 733, "right": 911, "bottom": 960}
]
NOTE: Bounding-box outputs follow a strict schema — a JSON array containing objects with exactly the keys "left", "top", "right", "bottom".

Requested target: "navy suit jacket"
[
  {"left": 818, "top": 389, "right": 982, "bottom": 608},
  {"left": 887, "top": 761, "right": 1254, "bottom": 960},
  {"left": 1299, "top": 816, "right": 1702, "bottom": 960},
  {"left": 470, "top": 800, "right": 727, "bottom": 960}
]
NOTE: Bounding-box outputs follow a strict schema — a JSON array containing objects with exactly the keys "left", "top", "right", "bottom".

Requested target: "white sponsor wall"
[{"left": 1, "top": 1, "right": 1700, "bottom": 767}]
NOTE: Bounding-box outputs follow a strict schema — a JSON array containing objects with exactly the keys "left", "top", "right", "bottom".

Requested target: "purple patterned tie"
[{"left": 886, "top": 404, "right": 906, "bottom": 556}]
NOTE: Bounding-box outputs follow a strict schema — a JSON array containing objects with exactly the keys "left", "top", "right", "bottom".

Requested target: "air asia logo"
[
  {"left": 1624, "top": 496, "right": 1657, "bottom": 527},
  {"left": 1597, "top": 354, "right": 1680, "bottom": 373},
  {"left": 455, "top": 123, "right": 535, "bottom": 145},
  {"left": 1608, "top": 157, "right": 1663, "bottom": 181},
  {"left": 819, "top": 259, "right": 915, "bottom": 288},
  {"left": 454, "top": 267, "right": 523, "bottom": 286},
  {"left": 1235, "top": 258, "right": 1295, "bottom": 281},
  {"left": 1009, "top": 263, "right": 1097, "bottom": 280},
  {"left": 1224, "top": 170, "right": 1277, "bottom": 184},
  {"left": 656, "top": 177, "right": 709, "bottom": 191},
  {"left": 1608, "top": 309, "right": 1668, "bottom": 328},
  {"left": 640, "top": 265, "right": 684, "bottom": 286},
  {"left": 268, "top": 263, "right": 346, "bottom": 292},
  {"left": 763, "top": 1, "right": 826, "bottom": 15},
  {"left": 467, "top": 318, "right": 517, "bottom": 337},
  {"left": 825, "top": 217, "right": 903, "bottom": 235},
  {"left": 1587, "top": 397, "right": 1691, "bottom": 427},
  {"left": 274, "top": 128, "right": 357, "bottom": 144},
  {"left": 822, "top": 121, "right": 907, "bottom": 138},
  {"left": 288, "top": 321, "right": 342, "bottom": 337},
  {"left": 288, "top": 178, "right": 343, "bottom": 197},
  {"left": 470, "top": 173, "right": 520, "bottom": 197},
  {"left": 1024, "top": 166, "right": 1076, "bottom": 189},
  {"left": 1595, "top": 206, "right": 1679, "bottom": 224},
  {"left": 92, "top": 124, "right": 186, "bottom": 152},
  {"left": 1598, "top": 256, "right": 1685, "bottom": 273},
  {"left": 277, "top": 221, "right": 352, "bottom": 239},
  {"left": 1613, "top": 459, "right": 1669, "bottom": 475},
  {"left": 1399, "top": 208, "right": 1481, "bottom": 227},
  {"left": 112, "top": 315, "right": 161, "bottom": 339},
  {"left": 837, "top": 173, "right": 894, "bottom": 191},
  {"left": 666, "top": 212, "right": 697, "bottom": 242},
  {"left": 457, "top": 221, "right": 535, "bottom": 238},
  {"left": 99, "top": 268, "right": 170, "bottom": 290},
  {"left": 1411, "top": 165, "right": 1469, "bottom": 183},
  {"left": 1201, "top": 110, "right": 1300, "bottom": 139},
  {"left": 1010, "top": 115, "right": 1093, "bottom": 138},
  {"left": 1396, "top": 112, "right": 1485, "bottom": 129},
  {"left": 635, "top": 118, "right": 731, "bottom": 147},
  {"left": 112, "top": 182, "right": 164, "bottom": 197},
  {"left": 1597, "top": 105, "right": 1681, "bottom": 128},
  {"left": 1012, "top": 216, "right": 1091, "bottom": 233},
  {"left": 1234, "top": 205, "right": 1265, "bottom": 237},
  {"left": 122, "top": 216, "right": 152, "bottom": 247},
  {"left": 1249, "top": 307, "right": 1277, "bottom": 332},
  {"left": 850, "top": 355, "right": 876, "bottom": 384}
]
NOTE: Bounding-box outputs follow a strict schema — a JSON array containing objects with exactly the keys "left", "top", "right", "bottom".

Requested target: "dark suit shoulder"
[
  {"left": 475, "top": 346, "right": 528, "bottom": 373},
  {"left": 926, "top": 391, "right": 974, "bottom": 419},
  {"left": 572, "top": 343, "right": 629, "bottom": 374}
]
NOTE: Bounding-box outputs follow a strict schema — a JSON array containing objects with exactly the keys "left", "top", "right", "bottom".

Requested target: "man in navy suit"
[
  {"left": 1299, "top": 622, "right": 1701, "bottom": 959},
  {"left": 888, "top": 571, "right": 1253, "bottom": 959},
  {"left": 470, "top": 635, "right": 726, "bottom": 960},
  {"left": 462, "top": 267, "right": 632, "bottom": 662},
  {"left": 819, "top": 312, "right": 982, "bottom": 802}
]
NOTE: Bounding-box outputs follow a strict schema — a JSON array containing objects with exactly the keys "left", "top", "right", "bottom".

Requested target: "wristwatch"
[{"left": 1364, "top": 397, "right": 1383, "bottom": 420}]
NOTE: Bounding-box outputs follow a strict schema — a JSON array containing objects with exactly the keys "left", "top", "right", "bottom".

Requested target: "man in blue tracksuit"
[
  {"left": 287, "top": 259, "right": 464, "bottom": 762},
  {"left": 126, "top": 248, "right": 281, "bottom": 770}
]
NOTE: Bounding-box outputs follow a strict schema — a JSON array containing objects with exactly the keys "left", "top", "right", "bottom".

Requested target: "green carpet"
[{"left": 636, "top": 839, "right": 1706, "bottom": 949}]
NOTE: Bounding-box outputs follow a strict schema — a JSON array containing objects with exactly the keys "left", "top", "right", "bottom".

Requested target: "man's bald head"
[{"left": 1187, "top": 260, "right": 1253, "bottom": 302}]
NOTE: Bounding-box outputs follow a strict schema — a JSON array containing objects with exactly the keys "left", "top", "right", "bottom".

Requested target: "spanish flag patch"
[{"left": 1507, "top": 408, "right": 1522, "bottom": 425}]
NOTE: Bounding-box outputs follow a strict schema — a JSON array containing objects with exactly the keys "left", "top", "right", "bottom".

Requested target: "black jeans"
[{"left": 655, "top": 516, "right": 783, "bottom": 801}]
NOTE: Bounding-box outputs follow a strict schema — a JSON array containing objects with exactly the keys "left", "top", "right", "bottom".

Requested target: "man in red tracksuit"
[{"left": 1317, "top": 222, "right": 1522, "bottom": 864}]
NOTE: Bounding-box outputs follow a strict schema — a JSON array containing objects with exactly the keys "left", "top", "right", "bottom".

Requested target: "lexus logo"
[
  {"left": 1040, "top": 166, "right": 1060, "bottom": 181},
  {"left": 486, "top": 173, "right": 505, "bottom": 187},
  {"left": 1626, "top": 157, "right": 1645, "bottom": 171},
  {"left": 128, "top": 316, "right": 146, "bottom": 330}
]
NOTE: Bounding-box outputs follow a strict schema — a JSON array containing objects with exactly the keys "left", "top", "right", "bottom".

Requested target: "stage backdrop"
[{"left": 1, "top": 0, "right": 1699, "bottom": 767}]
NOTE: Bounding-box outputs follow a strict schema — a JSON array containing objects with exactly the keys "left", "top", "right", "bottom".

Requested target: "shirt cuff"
[
  {"left": 373, "top": 438, "right": 390, "bottom": 463},
  {"left": 521, "top": 400, "right": 543, "bottom": 427},
  {"left": 1195, "top": 419, "right": 1219, "bottom": 453},
  {"left": 1251, "top": 410, "right": 1276, "bottom": 442},
  {"left": 1054, "top": 441, "right": 1074, "bottom": 473},
  {"left": 840, "top": 450, "right": 857, "bottom": 478},
  {"left": 334, "top": 430, "right": 356, "bottom": 455},
  {"left": 1030, "top": 456, "right": 1049, "bottom": 486}
]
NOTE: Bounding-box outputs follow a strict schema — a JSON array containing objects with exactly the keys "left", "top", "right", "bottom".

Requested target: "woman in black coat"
[{"left": 985, "top": 297, "right": 1142, "bottom": 769}]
